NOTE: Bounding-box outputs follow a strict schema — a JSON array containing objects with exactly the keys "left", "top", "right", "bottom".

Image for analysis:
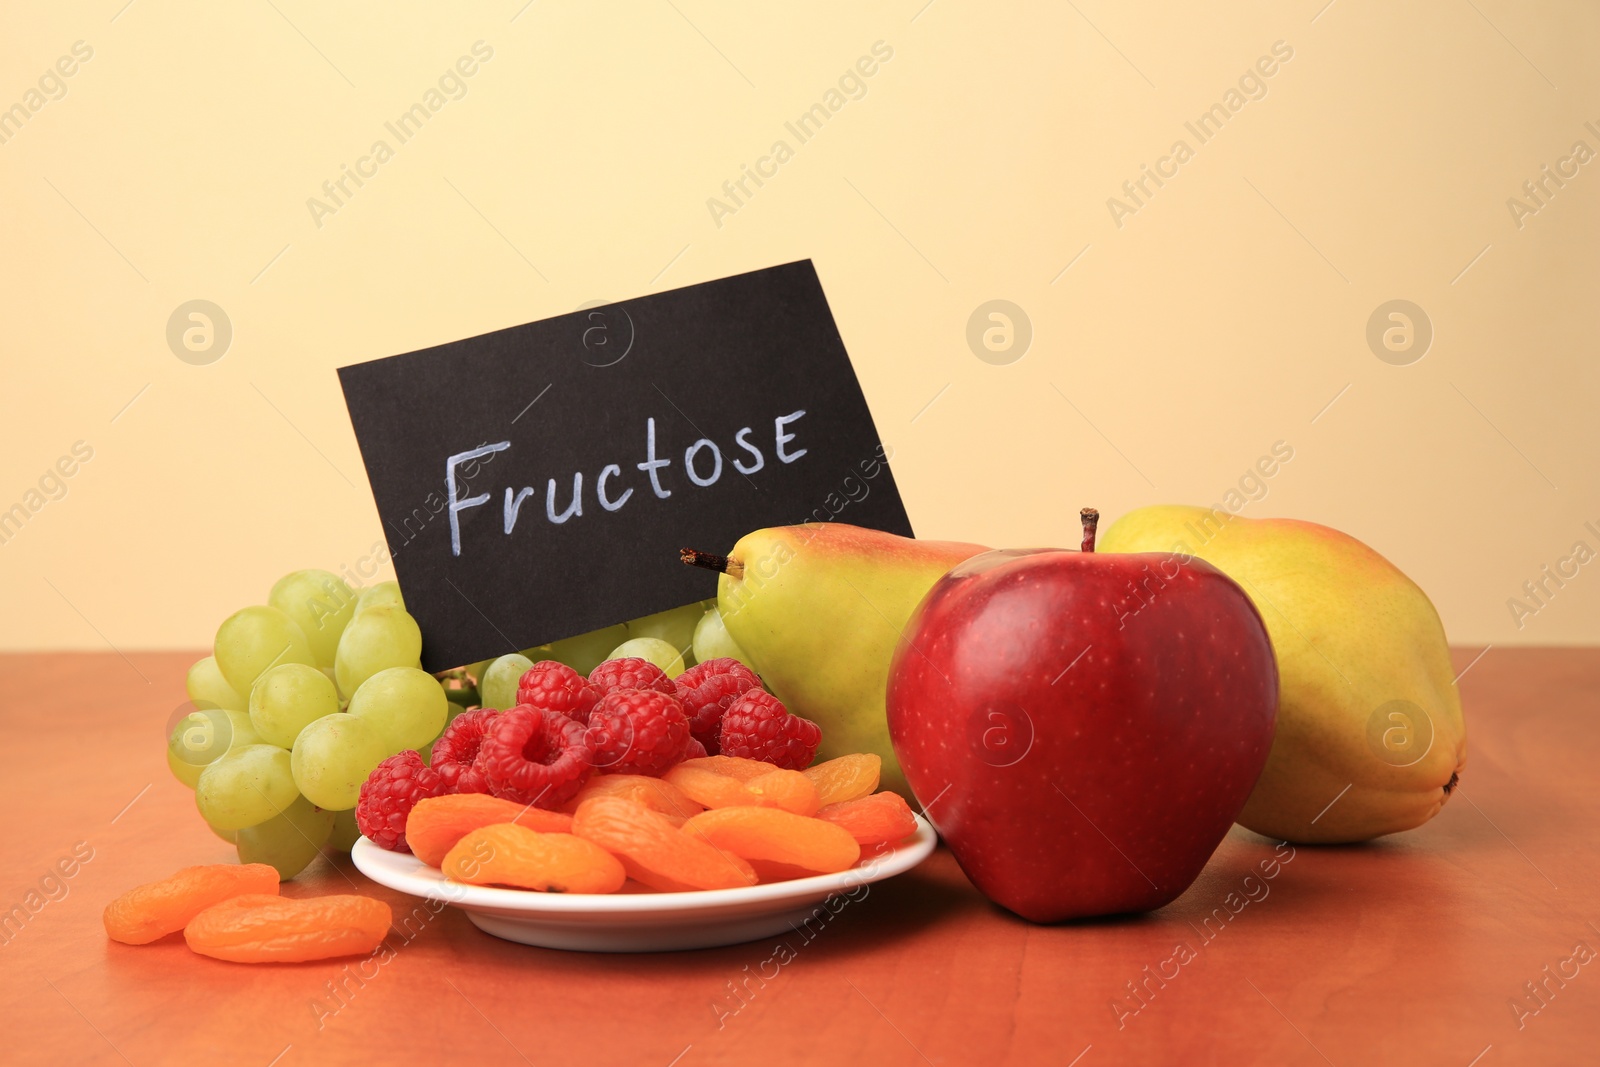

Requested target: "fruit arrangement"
[
  {"left": 406, "top": 752, "right": 912, "bottom": 894},
  {"left": 148, "top": 499, "right": 1468, "bottom": 934},
  {"left": 687, "top": 509, "right": 1467, "bottom": 923},
  {"left": 166, "top": 566, "right": 755, "bottom": 880},
  {"left": 119, "top": 643, "right": 912, "bottom": 962},
  {"left": 356, "top": 653, "right": 821, "bottom": 841},
  {"left": 354, "top": 648, "right": 917, "bottom": 892}
]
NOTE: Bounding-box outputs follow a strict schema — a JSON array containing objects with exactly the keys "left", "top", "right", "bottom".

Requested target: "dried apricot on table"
[
  {"left": 803, "top": 753, "right": 882, "bottom": 806},
  {"left": 442, "top": 825, "right": 626, "bottom": 893},
  {"left": 571, "top": 774, "right": 705, "bottom": 821},
  {"left": 572, "top": 795, "right": 757, "bottom": 892},
  {"left": 184, "top": 893, "right": 391, "bottom": 963},
  {"left": 406, "top": 793, "right": 574, "bottom": 869},
  {"left": 682, "top": 808, "right": 861, "bottom": 875},
  {"left": 816, "top": 792, "right": 918, "bottom": 846},
  {"left": 104, "top": 863, "right": 280, "bottom": 945}
]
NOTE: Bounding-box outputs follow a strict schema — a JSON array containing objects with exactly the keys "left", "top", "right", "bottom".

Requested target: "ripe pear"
[
  {"left": 685, "top": 524, "right": 988, "bottom": 796},
  {"left": 1099, "top": 506, "right": 1466, "bottom": 843}
]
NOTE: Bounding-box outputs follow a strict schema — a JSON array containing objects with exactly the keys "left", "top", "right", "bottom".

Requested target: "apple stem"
[
  {"left": 680, "top": 548, "right": 745, "bottom": 580},
  {"left": 1080, "top": 508, "right": 1099, "bottom": 553}
]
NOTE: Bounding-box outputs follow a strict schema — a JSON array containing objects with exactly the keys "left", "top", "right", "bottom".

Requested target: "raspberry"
[
  {"left": 588, "top": 657, "right": 675, "bottom": 698},
  {"left": 356, "top": 751, "right": 449, "bottom": 852},
  {"left": 516, "top": 661, "right": 601, "bottom": 725},
  {"left": 585, "top": 689, "right": 691, "bottom": 777},
  {"left": 475, "top": 707, "right": 592, "bottom": 808},
  {"left": 681, "top": 736, "right": 708, "bottom": 761},
  {"left": 718, "top": 691, "right": 822, "bottom": 770},
  {"left": 429, "top": 708, "right": 498, "bottom": 794},
  {"left": 674, "top": 658, "right": 763, "bottom": 755}
]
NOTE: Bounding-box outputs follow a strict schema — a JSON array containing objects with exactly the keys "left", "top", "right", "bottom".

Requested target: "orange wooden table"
[{"left": 2, "top": 649, "right": 1595, "bottom": 1066}]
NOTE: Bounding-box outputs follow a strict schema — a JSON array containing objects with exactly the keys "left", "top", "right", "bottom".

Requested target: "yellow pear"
[{"left": 1100, "top": 505, "right": 1466, "bottom": 843}]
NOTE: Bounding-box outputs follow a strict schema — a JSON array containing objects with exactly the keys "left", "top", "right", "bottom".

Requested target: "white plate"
[{"left": 351, "top": 815, "right": 938, "bottom": 953}]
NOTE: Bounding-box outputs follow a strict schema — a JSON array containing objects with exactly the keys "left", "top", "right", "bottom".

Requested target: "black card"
[{"left": 338, "top": 260, "right": 914, "bottom": 671}]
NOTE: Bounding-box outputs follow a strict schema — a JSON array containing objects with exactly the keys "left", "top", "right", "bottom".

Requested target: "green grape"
[
  {"left": 626, "top": 603, "right": 702, "bottom": 659},
  {"left": 166, "top": 707, "right": 261, "bottom": 789},
  {"left": 269, "top": 569, "right": 358, "bottom": 668},
  {"left": 186, "top": 655, "right": 244, "bottom": 711},
  {"left": 236, "top": 794, "right": 334, "bottom": 878},
  {"left": 166, "top": 748, "right": 195, "bottom": 789},
  {"left": 327, "top": 808, "right": 361, "bottom": 852},
  {"left": 249, "top": 663, "right": 340, "bottom": 748},
  {"left": 291, "top": 714, "right": 388, "bottom": 810},
  {"left": 195, "top": 744, "right": 298, "bottom": 831},
  {"left": 355, "top": 580, "right": 404, "bottom": 615},
  {"left": 209, "top": 822, "right": 237, "bottom": 845},
  {"left": 334, "top": 604, "right": 422, "bottom": 697},
  {"left": 519, "top": 643, "right": 556, "bottom": 662},
  {"left": 548, "top": 623, "right": 628, "bottom": 675},
  {"left": 348, "top": 666, "right": 449, "bottom": 753},
  {"left": 480, "top": 653, "right": 534, "bottom": 710},
  {"left": 608, "top": 637, "right": 687, "bottom": 679},
  {"left": 214, "top": 605, "right": 317, "bottom": 696},
  {"left": 692, "top": 606, "right": 755, "bottom": 668},
  {"left": 226, "top": 707, "right": 263, "bottom": 749}
]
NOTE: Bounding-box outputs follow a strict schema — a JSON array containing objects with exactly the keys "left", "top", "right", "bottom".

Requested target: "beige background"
[{"left": 1, "top": 1, "right": 1595, "bottom": 654}]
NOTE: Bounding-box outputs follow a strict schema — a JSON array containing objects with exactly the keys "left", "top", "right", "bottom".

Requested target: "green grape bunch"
[
  {"left": 167, "top": 571, "right": 750, "bottom": 881},
  {"left": 166, "top": 569, "right": 458, "bottom": 880}
]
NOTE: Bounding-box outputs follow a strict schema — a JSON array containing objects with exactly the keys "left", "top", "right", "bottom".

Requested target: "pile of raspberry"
[{"left": 357, "top": 654, "right": 822, "bottom": 852}]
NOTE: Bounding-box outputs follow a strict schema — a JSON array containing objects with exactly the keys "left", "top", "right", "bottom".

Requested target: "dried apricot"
[
  {"left": 803, "top": 753, "right": 881, "bottom": 806},
  {"left": 104, "top": 863, "right": 280, "bottom": 945},
  {"left": 571, "top": 774, "right": 704, "bottom": 821},
  {"left": 665, "top": 765, "right": 819, "bottom": 815},
  {"left": 442, "top": 825, "right": 626, "bottom": 893},
  {"left": 675, "top": 755, "right": 779, "bottom": 782},
  {"left": 743, "top": 770, "right": 820, "bottom": 816},
  {"left": 683, "top": 808, "right": 860, "bottom": 874},
  {"left": 663, "top": 764, "right": 750, "bottom": 809},
  {"left": 406, "top": 793, "right": 574, "bottom": 869},
  {"left": 572, "top": 796, "right": 757, "bottom": 892},
  {"left": 816, "top": 792, "right": 918, "bottom": 845},
  {"left": 184, "top": 893, "right": 391, "bottom": 963}
]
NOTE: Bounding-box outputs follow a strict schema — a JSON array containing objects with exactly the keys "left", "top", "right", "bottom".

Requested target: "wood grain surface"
[{"left": 1, "top": 649, "right": 1594, "bottom": 1066}]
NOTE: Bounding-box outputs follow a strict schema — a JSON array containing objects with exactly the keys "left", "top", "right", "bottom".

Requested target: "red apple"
[{"left": 885, "top": 509, "right": 1277, "bottom": 922}]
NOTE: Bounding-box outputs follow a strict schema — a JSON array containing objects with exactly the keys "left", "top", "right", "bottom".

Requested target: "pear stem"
[
  {"left": 1080, "top": 508, "right": 1099, "bottom": 553},
  {"left": 680, "top": 548, "right": 744, "bottom": 580}
]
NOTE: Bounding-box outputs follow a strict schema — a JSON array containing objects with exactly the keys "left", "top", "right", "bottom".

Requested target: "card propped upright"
[{"left": 338, "top": 260, "right": 913, "bottom": 671}]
